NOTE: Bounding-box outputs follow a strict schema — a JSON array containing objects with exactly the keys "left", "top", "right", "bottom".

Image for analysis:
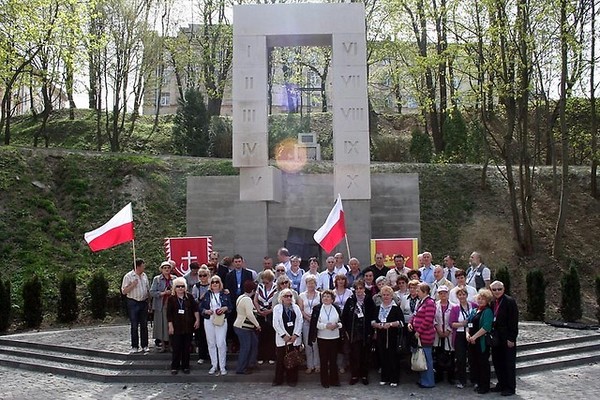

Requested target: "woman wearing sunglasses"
[
  {"left": 199, "top": 275, "right": 232, "bottom": 375},
  {"left": 272, "top": 288, "right": 303, "bottom": 386},
  {"left": 192, "top": 266, "right": 211, "bottom": 365},
  {"left": 167, "top": 277, "right": 200, "bottom": 375}
]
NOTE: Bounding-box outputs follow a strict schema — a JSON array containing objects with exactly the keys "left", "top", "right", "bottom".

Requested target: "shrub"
[
  {"left": 443, "top": 109, "right": 468, "bottom": 162},
  {"left": 595, "top": 276, "right": 600, "bottom": 324},
  {"left": 57, "top": 273, "right": 78, "bottom": 323},
  {"left": 494, "top": 266, "right": 511, "bottom": 295},
  {"left": 208, "top": 116, "right": 232, "bottom": 158},
  {"left": 526, "top": 269, "right": 546, "bottom": 321},
  {"left": 409, "top": 127, "right": 432, "bottom": 163},
  {"left": 88, "top": 271, "right": 109, "bottom": 320},
  {"left": 560, "top": 261, "right": 582, "bottom": 322},
  {"left": 372, "top": 134, "right": 410, "bottom": 162},
  {"left": 0, "top": 279, "right": 11, "bottom": 332},
  {"left": 22, "top": 274, "right": 43, "bottom": 328},
  {"left": 172, "top": 88, "right": 210, "bottom": 156}
]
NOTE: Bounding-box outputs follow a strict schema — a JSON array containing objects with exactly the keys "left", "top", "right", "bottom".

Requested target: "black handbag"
[
  {"left": 396, "top": 324, "right": 410, "bottom": 354},
  {"left": 283, "top": 345, "right": 305, "bottom": 369}
]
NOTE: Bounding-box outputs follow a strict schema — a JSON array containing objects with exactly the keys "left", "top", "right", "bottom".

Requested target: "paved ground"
[
  {"left": 0, "top": 322, "right": 598, "bottom": 399},
  {"left": 0, "top": 362, "right": 598, "bottom": 399}
]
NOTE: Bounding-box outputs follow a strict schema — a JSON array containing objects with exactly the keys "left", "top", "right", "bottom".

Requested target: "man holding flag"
[{"left": 84, "top": 203, "right": 148, "bottom": 353}]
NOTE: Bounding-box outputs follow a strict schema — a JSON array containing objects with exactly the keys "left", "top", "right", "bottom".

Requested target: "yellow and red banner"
[{"left": 369, "top": 238, "right": 419, "bottom": 269}]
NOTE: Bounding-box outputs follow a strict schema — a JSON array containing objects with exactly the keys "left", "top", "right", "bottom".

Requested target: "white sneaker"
[
  {"left": 379, "top": 381, "right": 388, "bottom": 386},
  {"left": 208, "top": 366, "right": 217, "bottom": 375},
  {"left": 390, "top": 383, "right": 398, "bottom": 387},
  {"left": 220, "top": 369, "right": 227, "bottom": 376},
  {"left": 129, "top": 347, "right": 139, "bottom": 354},
  {"left": 142, "top": 347, "right": 149, "bottom": 353},
  {"left": 268, "top": 360, "right": 275, "bottom": 365},
  {"left": 456, "top": 383, "right": 464, "bottom": 389},
  {"left": 197, "top": 359, "right": 205, "bottom": 364},
  {"left": 257, "top": 360, "right": 264, "bottom": 365}
]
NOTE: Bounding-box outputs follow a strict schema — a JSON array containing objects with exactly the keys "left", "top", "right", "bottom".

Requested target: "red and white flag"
[
  {"left": 84, "top": 203, "right": 135, "bottom": 252},
  {"left": 313, "top": 194, "right": 346, "bottom": 253}
]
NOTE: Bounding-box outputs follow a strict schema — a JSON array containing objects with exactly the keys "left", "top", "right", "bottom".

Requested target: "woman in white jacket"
[{"left": 272, "top": 288, "right": 303, "bottom": 386}]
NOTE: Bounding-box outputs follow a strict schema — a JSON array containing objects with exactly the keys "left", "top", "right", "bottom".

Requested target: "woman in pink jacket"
[{"left": 408, "top": 282, "right": 436, "bottom": 388}]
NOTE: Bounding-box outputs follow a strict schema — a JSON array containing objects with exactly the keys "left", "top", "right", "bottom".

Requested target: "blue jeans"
[
  {"left": 127, "top": 298, "right": 148, "bottom": 349},
  {"left": 419, "top": 346, "right": 435, "bottom": 387},
  {"left": 234, "top": 327, "right": 258, "bottom": 373}
]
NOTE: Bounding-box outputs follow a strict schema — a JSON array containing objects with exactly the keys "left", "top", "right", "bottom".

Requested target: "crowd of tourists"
[{"left": 121, "top": 249, "right": 518, "bottom": 396}]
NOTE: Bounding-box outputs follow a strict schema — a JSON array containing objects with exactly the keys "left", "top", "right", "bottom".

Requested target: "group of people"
[{"left": 121, "top": 249, "right": 518, "bottom": 396}]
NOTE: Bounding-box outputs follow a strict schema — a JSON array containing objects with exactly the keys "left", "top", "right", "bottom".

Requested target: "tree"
[
  {"left": 172, "top": 87, "right": 210, "bottom": 156},
  {"left": 57, "top": 273, "right": 78, "bottom": 323},
  {"left": 22, "top": 274, "right": 43, "bottom": 328},
  {"left": 560, "top": 261, "right": 582, "bottom": 322}
]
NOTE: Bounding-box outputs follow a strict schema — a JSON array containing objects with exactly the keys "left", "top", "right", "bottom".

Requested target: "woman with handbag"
[
  {"left": 272, "top": 288, "right": 303, "bottom": 387},
  {"left": 371, "top": 285, "right": 404, "bottom": 387},
  {"left": 298, "top": 275, "right": 321, "bottom": 374},
  {"left": 466, "top": 288, "right": 494, "bottom": 394},
  {"left": 308, "top": 289, "right": 343, "bottom": 388},
  {"left": 167, "top": 277, "right": 200, "bottom": 375},
  {"left": 234, "top": 280, "right": 261, "bottom": 375},
  {"left": 199, "top": 275, "right": 231, "bottom": 376},
  {"left": 449, "top": 286, "right": 477, "bottom": 389},
  {"left": 192, "top": 266, "right": 211, "bottom": 365},
  {"left": 408, "top": 282, "right": 436, "bottom": 388},
  {"left": 433, "top": 285, "right": 455, "bottom": 384},
  {"left": 342, "top": 279, "right": 376, "bottom": 385}
]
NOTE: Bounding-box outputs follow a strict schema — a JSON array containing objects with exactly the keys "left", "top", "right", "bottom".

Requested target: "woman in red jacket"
[{"left": 408, "top": 282, "right": 436, "bottom": 388}]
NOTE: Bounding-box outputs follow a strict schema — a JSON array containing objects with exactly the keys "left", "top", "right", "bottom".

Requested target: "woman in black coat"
[
  {"left": 341, "top": 279, "right": 376, "bottom": 385},
  {"left": 371, "top": 285, "right": 405, "bottom": 387}
]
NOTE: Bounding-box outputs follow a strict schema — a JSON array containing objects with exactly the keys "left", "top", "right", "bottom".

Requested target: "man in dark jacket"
[{"left": 490, "top": 280, "right": 519, "bottom": 396}]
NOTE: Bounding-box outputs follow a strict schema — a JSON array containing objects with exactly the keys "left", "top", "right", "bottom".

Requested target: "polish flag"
[
  {"left": 84, "top": 203, "right": 135, "bottom": 252},
  {"left": 313, "top": 194, "right": 346, "bottom": 253}
]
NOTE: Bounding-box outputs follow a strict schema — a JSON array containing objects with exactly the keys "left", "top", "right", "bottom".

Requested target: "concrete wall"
[{"left": 187, "top": 173, "right": 420, "bottom": 268}]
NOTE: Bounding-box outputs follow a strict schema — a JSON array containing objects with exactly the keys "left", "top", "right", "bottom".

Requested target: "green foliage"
[
  {"left": 409, "top": 127, "right": 433, "bottom": 163},
  {"left": 443, "top": 109, "right": 469, "bottom": 162},
  {"left": 172, "top": 88, "right": 210, "bottom": 156},
  {"left": 88, "top": 271, "right": 109, "bottom": 320},
  {"left": 57, "top": 273, "right": 78, "bottom": 323},
  {"left": 268, "top": 114, "right": 310, "bottom": 158},
  {"left": 209, "top": 116, "right": 232, "bottom": 158},
  {"left": 495, "top": 266, "right": 511, "bottom": 296},
  {"left": 526, "top": 269, "right": 546, "bottom": 321},
  {"left": 22, "top": 274, "right": 43, "bottom": 328},
  {"left": 560, "top": 261, "right": 582, "bottom": 322},
  {"left": 465, "top": 120, "right": 487, "bottom": 164},
  {"left": 0, "top": 279, "right": 11, "bottom": 332},
  {"left": 372, "top": 134, "right": 410, "bottom": 162}
]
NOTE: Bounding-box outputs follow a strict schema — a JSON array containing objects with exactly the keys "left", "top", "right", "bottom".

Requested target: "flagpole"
[
  {"left": 344, "top": 234, "right": 351, "bottom": 259},
  {"left": 132, "top": 239, "right": 137, "bottom": 270}
]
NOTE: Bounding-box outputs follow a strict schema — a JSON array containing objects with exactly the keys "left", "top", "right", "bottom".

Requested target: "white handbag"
[{"left": 411, "top": 337, "right": 427, "bottom": 372}]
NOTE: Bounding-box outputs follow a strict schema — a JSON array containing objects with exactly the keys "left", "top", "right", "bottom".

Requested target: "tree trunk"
[{"left": 591, "top": 0, "right": 598, "bottom": 198}]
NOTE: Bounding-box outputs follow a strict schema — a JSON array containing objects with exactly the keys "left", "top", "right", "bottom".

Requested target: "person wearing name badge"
[
  {"left": 192, "top": 266, "right": 211, "bottom": 365},
  {"left": 308, "top": 289, "right": 343, "bottom": 388},
  {"left": 372, "top": 285, "right": 404, "bottom": 387},
  {"left": 449, "top": 286, "right": 478, "bottom": 389},
  {"left": 333, "top": 274, "right": 352, "bottom": 374},
  {"left": 299, "top": 257, "right": 321, "bottom": 293},
  {"left": 167, "top": 277, "right": 200, "bottom": 375},
  {"left": 199, "top": 275, "right": 231, "bottom": 375},
  {"left": 272, "top": 288, "right": 303, "bottom": 387},
  {"left": 286, "top": 255, "right": 305, "bottom": 293},
  {"left": 254, "top": 269, "right": 277, "bottom": 365},
  {"left": 318, "top": 256, "right": 337, "bottom": 290},
  {"left": 342, "top": 279, "right": 376, "bottom": 385},
  {"left": 298, "top": 275, "right": 321, "bottom": 374},
  {"left": 150, "top": 261, "right": 176, "bottom": 353},
  {"left": 346, "top": 257, "right": 363, "bottom": 288},
  {"left": 466, "top": 289, "right": 494, "bottom": 394}
]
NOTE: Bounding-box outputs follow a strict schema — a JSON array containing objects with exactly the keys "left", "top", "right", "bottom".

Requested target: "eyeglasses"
[
  {"left": 282, "top": 294, "right": 293, "bottom": 298},
  {"left": 276, "top": 269, "right": 285, "bottom": 272},
  {"left": 491, "top": 288, "right": 503, "bottom": 292},
  {"left": 211, "top": 281, "right": 219, "bottom": 284},
  {"left": 282, "top": 281, "right": 290, "bottom": 284},
  {"left": 199, "top": 274, "right": 208, "bottom": 277},
  {"left": 175, "top": 285, "right": 185, "bottom": 288}
]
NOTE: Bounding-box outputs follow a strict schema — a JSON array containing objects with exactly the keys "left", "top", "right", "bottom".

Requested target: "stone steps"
[{"left": 0, "top": 333, "right": 598, "bottom": 383}]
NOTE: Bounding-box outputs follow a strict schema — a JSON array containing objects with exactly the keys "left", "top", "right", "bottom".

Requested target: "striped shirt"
[{"left": 121, "top": 270, "right": 149, "bottom": 301}]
